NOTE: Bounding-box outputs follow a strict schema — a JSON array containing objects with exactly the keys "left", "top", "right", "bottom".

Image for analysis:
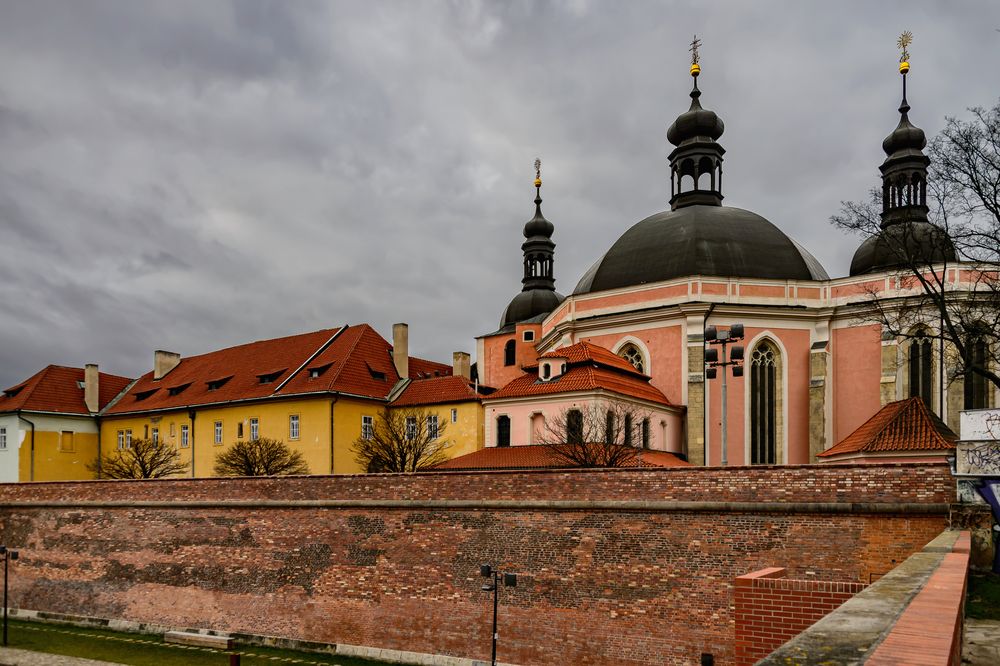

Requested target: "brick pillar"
[
  {"left": 684, "top": 310, "right": 708, "bottom": 466},
  {"left": 880, "top": 333, "right": 899, "bottom": 406},
  {"left": 808, "top": 342, "right": 829, "bottom": 462}
]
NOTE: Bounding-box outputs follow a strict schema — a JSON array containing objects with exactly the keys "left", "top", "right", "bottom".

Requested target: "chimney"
[
  {"left": 392, "top": 323, "right": 409, "bottom": 379},
  {"left": 154, "top": 350, "right": 181, "bottom": 380},
  {"left": 453, "top": 352, "right": 471, "bottom": 380},
  {"left": 84, "top": 364, "right": 100, "bottom": 413}
]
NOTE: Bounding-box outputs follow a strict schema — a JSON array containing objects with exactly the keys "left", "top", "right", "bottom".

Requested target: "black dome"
[
  {"left": 574, "top": 205, "right": 828, "bottom": 295},
  {"left": 666, "top": 87, "right": 724, "bottom": 146},
  {"left": 500, "top": 288, "right": 565, "bottom": 329},
  {"left": 849, "top": 222, "right": 956, "bottom": 276}
]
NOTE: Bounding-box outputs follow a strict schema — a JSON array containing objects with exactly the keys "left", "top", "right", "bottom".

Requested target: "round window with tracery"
[{"left": 618, "top": 344, "right": 645, "bottom": 373}]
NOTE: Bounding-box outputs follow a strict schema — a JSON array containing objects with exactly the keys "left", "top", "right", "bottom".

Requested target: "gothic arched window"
[
  {"left": 964, "top": 335, "right": 989, "bottom": 410},
  {"left": 909, "top": 332, "right": 933, "bottom": 408},
  {"left": 496, "top": 415, "right": 511, "bottom": 447},
  {"left": 618, "top": 343, "right": 645, "bottom": 374},
  {"left": 750, "top": 341, "right": 779, "bottom": 465},
  {"left": 503, "top": 340, "right": 516, "bottom": 367},
  {"left": 567, "top": 409, "right": 584, "bottom": 445}
]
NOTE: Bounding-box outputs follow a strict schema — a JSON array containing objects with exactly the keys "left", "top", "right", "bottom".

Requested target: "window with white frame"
[
  {"left": 117, "top": 430, "right": 125, "bottom": 450},
  {"left": 451, "top": 408, "right": 458, "bottom": 423},
  {"left": 427, "top": 415, "right": 439, "bottom": 440},
  {"left": 405, "top": 416, "right": 417, "bottom": 440},
  {"left": 361, "top": 415, "right": 374, "bottom": 440},
  {"left": 151, "top": 427, "right": 159, "bottom": 444},
  {"left": 214, "top": 421, "right": 223, "bottom": 445},
  {"left": 289, "top": 414, "right": 300, "bottom": 440},
  {"left": 125, "top": 429, "right": 132, "bottom": 449},
  {"left": 0, "top": 427, "right": 6, "bottom": 450},
  {"left": 180, "top": 425, "right": 189, "bottom": 448},
  {"left": 249, "top": 417, "right": 259, "bottom": 440}
]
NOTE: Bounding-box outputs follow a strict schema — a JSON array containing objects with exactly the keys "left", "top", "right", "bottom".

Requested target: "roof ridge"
[
  {"left": 174, "top": 327, "right": 342, "bottom": 364},
  {"left": 323, "top": 325, "right": 371, "bottom": 392},
  {"left": 863, "top": 398, "right": 914, "bottom": 448}
]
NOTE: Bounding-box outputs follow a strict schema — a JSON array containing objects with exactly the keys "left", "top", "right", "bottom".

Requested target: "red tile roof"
[
  {"left": 392, "top": 376, "right": 482, "bottom": 407},
  {"left": 106, "top": 324, "right": 453, "bottom": 415},
  {"left": 819, "top": 397, "right": 957, "bottom": 458},
  {"left": 0, "top": 365, "right": 133, "bottom": 415},
  {"left": 434, "top": 445, "right": 691, "bottom": 470},
  {"left": 488, "top": 342, "right": 674, "bottom": 406}
]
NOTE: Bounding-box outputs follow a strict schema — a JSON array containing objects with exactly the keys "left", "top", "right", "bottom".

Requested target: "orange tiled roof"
[
  {"left": 106, "top": 325, "right": 452, "bottom": 415},
  {"left": 434, "top": 444, "right": 691, "bottom": 470},
  {"left": 818, "top": 397, "right": 957, "bottom": 458},
  {"left": 488, "top": 341, "right": 674, "bottom": 405},
  {"left": 392, "top": 375, "right": 483, "bottom": 407},
  {"left": 0, "top": 365, "right": 133, "bottom": 415}
]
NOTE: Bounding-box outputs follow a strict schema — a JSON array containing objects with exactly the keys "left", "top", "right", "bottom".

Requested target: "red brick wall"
[
  {"left": 734, "top": 568, "right": 865, "bottom": 665},
  {"left": 0, "top": 464, "right": 952, "bottom": 665}
]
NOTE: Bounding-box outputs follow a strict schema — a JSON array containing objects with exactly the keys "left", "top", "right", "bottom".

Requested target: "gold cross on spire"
[
  {"left": 689, "top": 34, "right": 701, "bottom": 65},
  {"left": 534, "top": 158, "right": 542, "bottom": 188},
  {"left": 897, "top": 30, "right": 912, "bottom": 63}
]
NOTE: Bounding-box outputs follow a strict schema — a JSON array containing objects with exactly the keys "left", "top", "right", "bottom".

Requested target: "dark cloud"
[{"left": 1, "top": 0, "right": 999, "bottom": 388}]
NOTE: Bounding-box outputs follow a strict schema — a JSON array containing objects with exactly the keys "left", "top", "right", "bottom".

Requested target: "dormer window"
[
  {"left": 308, "top": 363, "right": 333, "bottom": 379},
  {"left": 206, "top": 375, "right": 233, "bottom": 391},
  {"left": 135, "top": 388, "right": 158, "bottom": 401},
  {"left": 539, "top": 357, "right": 567, "bottom": 382},
  {"left": 3, "top": 386, "right": 24, "bottom": 398},
  {"left": 167, "top": 383, "right": 191, "bottom": 396},
  {"left": 257, "top": 369, "right": 286, "bottom": 385},
  {"left": 366, "top": 363, "right": 387, "bottom": 381},
  {"left": 542, "top": 364, "right": 551, "bottom": 379},
  {"left": 76, "top": 380, "right": 86, "bottom": 389}
]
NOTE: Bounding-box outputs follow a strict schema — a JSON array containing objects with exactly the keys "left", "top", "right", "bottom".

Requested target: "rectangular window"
[
  {"left": 144, "top": 425, "right": 149, "bottom": 439},
  {"left": 427, "top": 415, "right": 439, "bottom": 440},
  {"left": 0, "top": 426, "right": 6, "bottom": 450},
  {"left": 125, "top": 429, "right": 132, "bottom": 449},
  {"left": 180, "top": 425, "right": 189, "bottom": 448},
  {"left": 249, "top": 418, "right": 259, "bottom": 440},
  {"left": 60, "top": 431, "right": 75, "bottom": 452},
  {"left": 451, "top": 408, "right": 458, "bottom": 423},
  {"left": 289, "top": 414, "right": 300, "bottom": 440},
  {"left": 117, "top": 430, "right": 124, "bottom": 450},
  {"left": 405, "top": 416, "right": 417, "bottom": 440},
  {"left": 237, "top": 422, "right": 244, "bottom": 439},
  {"left": 523, "top": 330, "right": 535, "bottom": 342},
  {"left": 214, "top": 421, "right": 223, "bottom": 445},
  {"left": 361, "top": 415, "right": 374, "bottom": 441},
  {"left": 151, "top": 427, "right": 159, "bottom": 444},
  {"left": 169, "top": 422, "right": 176, "bottom": 437}
]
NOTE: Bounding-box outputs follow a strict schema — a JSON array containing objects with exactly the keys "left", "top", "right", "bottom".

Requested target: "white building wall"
[{"left": 0, "top": 414, "right": 23, "bottom": 483}]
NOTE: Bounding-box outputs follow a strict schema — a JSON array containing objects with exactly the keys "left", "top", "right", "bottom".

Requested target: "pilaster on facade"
[
  {"left": 881, "top": 332, "right": 900, "bottom": 406},
  {"left": 680, "top": 304, "right": 712, "bottom": 466},
  {"left": 808, "top": 341, "right": 830, "bottom": 462}
]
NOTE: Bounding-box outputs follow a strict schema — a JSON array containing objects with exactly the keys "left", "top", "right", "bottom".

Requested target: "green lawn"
[
  {"left": 966, "top": 571, "right": 1000, "bottom": 620},
  {"left": 4, "top": 619, "right": 395, "bottom": 666}
]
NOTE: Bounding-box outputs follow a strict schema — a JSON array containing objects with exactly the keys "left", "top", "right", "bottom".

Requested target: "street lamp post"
[
  {"left": 480, "top": 564, "right": 517, "bottom": 666},
  {"left": 1, "top": 545, "right": 19, "bottom": 647},
  {"left": 705, "top": 324, "right": 745, "bottom": 466}
]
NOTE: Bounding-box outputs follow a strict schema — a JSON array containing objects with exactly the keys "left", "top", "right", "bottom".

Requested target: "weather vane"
[
  {"left": 689, "top": 35, "right": 702, "bottom": 77},
  {"left": 897, "top": 30, "right": 912, "bottom": 64},
  {"left": 534, "top": 158, "right": 542, "bottom": 188}
]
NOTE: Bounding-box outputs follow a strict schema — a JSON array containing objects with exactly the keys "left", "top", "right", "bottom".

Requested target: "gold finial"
[
  {"left": 689, "top": 34, "right": 702, "bottom": 77},
  {"left": 534, "top": 158, "right": 542, "bottom": 187},
  {"left": 897, "top": 30, "right": 912, "bottom": 74}
]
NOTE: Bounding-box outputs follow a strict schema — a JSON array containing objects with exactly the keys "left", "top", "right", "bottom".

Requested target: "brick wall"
[
  {"left": 0, "top": 464, "right": 952, "bottom": 665},
  {"left": 734, "top": 568, "right": 865, "bottom": 665}
]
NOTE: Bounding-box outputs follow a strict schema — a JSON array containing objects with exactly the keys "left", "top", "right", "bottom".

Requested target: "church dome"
[
  {"left": 849, "top": 221, "right": 955, "bottom": 276},
  {"left": 573, "top": 205, "right": 828, "bottom": 295},
  {"left": 500, "top": 288, "right": 566, "bottom": 328}
]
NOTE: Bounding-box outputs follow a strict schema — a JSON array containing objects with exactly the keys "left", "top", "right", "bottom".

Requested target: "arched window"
[
  {"left": 964, "top": 335, "right": 989, "bottom": 410},
  {"left": 909, "top": 332, "right": 933, "bottom": 408},
  {"left": 641, "top": 418, "right": 650, "bottom": 449},
  {"left": 567, "top": 409, "right": 583, "bottom": 444},
  {"left": 623, "top": 414, "right": 633, "bottom": 447},
  {"left": 605, "top": 410, "right": 615, "bottom": 444},
  {"left": 496, "top": 415, "right": 510, "bottom": 447},
  {"left": 618, "top": 343, "right": 645, "bottom": 373},
  {"left": 503, "top": 340, "right": 516, "bottom": 367},
  {"left": 750, "top": 341, "right": 778, "bottom": 465}
]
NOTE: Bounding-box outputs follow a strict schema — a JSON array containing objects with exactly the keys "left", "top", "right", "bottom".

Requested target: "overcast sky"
[{"left": 1, "top": 1, "right": 999, "bottom": 389}]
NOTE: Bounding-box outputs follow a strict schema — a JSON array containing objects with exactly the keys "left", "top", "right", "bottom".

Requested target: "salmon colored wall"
[
  {"left": 739, "top": 285, "right": 786, "bottom": 298},
  {"left": 832, "top": 324, "right": 883, "bottom": 445},
  {"left": 706, "top": 327, "right": 811, "bottom": 466},
  {"left": 480, "top": 327, "right": 543, "bottom": 390},
  {"left": 578, "top": 326, "right": 684, "bottom": 405},
  {"left": 484, "top": 396, "right": 683, "bottom": 452},
  {"left": 572, "top": 283, "right": 689, "bottom": 314}
]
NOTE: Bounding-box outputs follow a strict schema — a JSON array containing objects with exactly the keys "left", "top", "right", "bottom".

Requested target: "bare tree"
[
  {"left": 352, "top": 407, "right": 450, "bottom": 473},
  {"left": 89, "top": 437, "right": 188, "bottom": 479},
  {"left": 537, "top": 401, "right": 651, "bottom": 467},
  {"left": 213, "top": 438, "right": 310, "bottom": 476},
  {"left": 832, "top": 99, "right": 1000, "bottom": 392}
]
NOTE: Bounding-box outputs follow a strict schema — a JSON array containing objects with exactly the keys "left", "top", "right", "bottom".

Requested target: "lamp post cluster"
[
  {"left": 480, "top": 563, "right": 517, "bottom": 666},
  {"left": 705, "top": 323, "right": 745, "bottom": 466},
  {"left": 1, "top": 545, "right": 18, "bottom": 646}
]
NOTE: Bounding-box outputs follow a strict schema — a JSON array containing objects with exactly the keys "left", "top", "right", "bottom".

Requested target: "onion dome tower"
[
  {"left": 850, "top": 33, "right": 955, "bottom": 275},
  {"left": 499, "top": 160, "right": 565, "bottom": 329},
  {"left": 574, "top": 38, "right": 827, "bottom": 295}
]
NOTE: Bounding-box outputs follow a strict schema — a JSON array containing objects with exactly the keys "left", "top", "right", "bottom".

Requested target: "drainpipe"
[
  {"left": 16, "top": 412, "right": 35, "bottom": 482},
  {"left": 188, "top": 410, "right": 197, "bottom": 478},
  {"left": 702, "top": 302, "right": 716, "bottom": 467},
  {"left": 95, "top": 415, "right": 102, "bottom": 478},
  {"left": 329, "top": 396, "right": 338, "bottom": 474}
]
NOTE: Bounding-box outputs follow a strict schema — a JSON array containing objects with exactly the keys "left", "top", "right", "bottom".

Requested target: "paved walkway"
[
  {"left": 0, "top": 649, "right": 123, "bottom": 666},
  {"left": 963, "top": 618, "right": 1000, "bottom": 665}
]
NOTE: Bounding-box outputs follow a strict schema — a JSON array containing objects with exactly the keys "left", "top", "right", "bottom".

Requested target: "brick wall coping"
[
  {"left": 0, "top": 499, "right": 952, "bottom": 514},
  {"left": 735, "top": 567, "right": 868, "bottom": 594},
  {"left": 760, "top": 529, "right": 967, "bottom": 664}
]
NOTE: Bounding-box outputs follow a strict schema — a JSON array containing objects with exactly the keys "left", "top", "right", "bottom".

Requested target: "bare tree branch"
[
  {"left": 89, "top": 437, "right": 188, "bottom": 479},
  {"left": 352, "top": 407, "right": 450, "bottom": 473},
  {"left": 537, "top": 401, "right": 651, "bottom": 468},
  {"left": 213, "top": 438, "right": 310, "bottom": 476}
]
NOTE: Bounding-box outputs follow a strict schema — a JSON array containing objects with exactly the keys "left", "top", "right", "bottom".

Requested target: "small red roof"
[
  {"left": 107, "top": 324, "right": 453, "bottom": 415},
  {"left": 0, "top": 365, "right": 133, "bottom": 415},
  {"left": 392, "top": 376, "right": 483, "bottom": 407},
  {"left": 819, "top": 397, "right": 957, "bottom": 458},
  {"left": 434, "top": 445, "right": 691, "bottom": 471},
  {"left": 488, "top": 342, "right": 674, "bottom": 406}
]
